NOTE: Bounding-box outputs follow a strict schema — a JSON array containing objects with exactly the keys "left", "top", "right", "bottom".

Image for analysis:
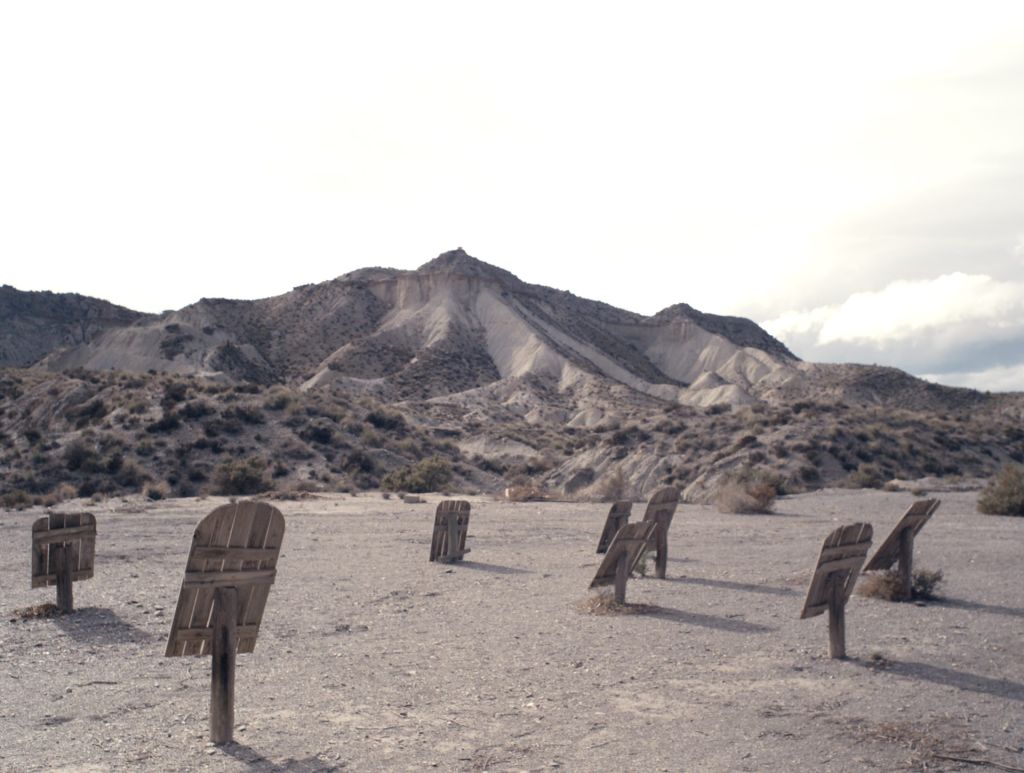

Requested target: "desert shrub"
[
  {"left": 300, "top": 420, "right": 336, "bottom": 445},
  {"left": 63, "top": 440, "right": 101, "bottom": 472},
  {"left": 381, "top": 456, "right": 452, "bottom": 493},
  {"left": 181, "top": 400, "right": 215, "bottom": 419},
  {"left": 263, "top": 389, "right": 294, "bottom": 411},
  {"left": 0, "top": 489, "right": 32, "bottom": 510},
  {"left": 714, "top": 466, "right": 781, "bottom": 514},
  {"left": 213, "top": 457, "right": 269, "bottom": 495},
  {"left": 143, "top": 481, "right": 169, "bottom": 500},
  {"left": 366, "top": 410, "right": 406, "bottom": 433},
  {"left": 224, "top": 403, "right": 265, "bottom": 425},
  {"left": 146, "top": 411, "right": 181, "bottom": 434},
  {"left": 858, "top": 568, "right": 944, "bottom": 601},
  {"left": 977, "top": 464, "right": 1024, "bottom": 516},
  {"left": 162, "top": 381, "right": 188, "bottom": 406},
  {"left": 341, "top": 449, "right": 376, "bottom": 474},
  {"left": 66, "top": 398, "right": 109, "bottom": 427},
  {"left": 842, "top": 463, "right": 885, "bottom": 489}
]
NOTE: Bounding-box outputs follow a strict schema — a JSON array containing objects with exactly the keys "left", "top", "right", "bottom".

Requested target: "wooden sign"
[
  {"left": 641, "top": 486, "right": 680, "bottom": 579},
  {"left": 590, "top": 520, "right": 657, "bottom": 604},
  {"left": 800, "top": 522, "right": 873, "bottom": 659},
  {"left": 596, "top": 500, "right": 632, "bottom": 554},
  {"left": 31, "top": 512, "right": 96, "bottom": 613},
  {"left": 429, "top": 500, "right": 471, "bottom": 563},
  {"left": 864, "top": 499, "right": 940, "bottom": 600},
  {"left": 166, "top": 501, "right": 285, "bottom": 744}
]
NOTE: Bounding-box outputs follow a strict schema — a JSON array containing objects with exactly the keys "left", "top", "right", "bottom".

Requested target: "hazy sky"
[{"left": 2, "top": 2, "right": 1023, "bottom": 391}]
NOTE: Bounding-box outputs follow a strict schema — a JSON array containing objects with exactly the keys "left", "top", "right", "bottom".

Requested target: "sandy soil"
[{"left": 1, "top": 489, "right": 1022, "bottom": 772}]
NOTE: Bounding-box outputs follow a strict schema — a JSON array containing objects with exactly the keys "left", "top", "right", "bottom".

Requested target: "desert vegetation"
[{"left": 976, "top": 463, "right": 1024, "bottom": 516}]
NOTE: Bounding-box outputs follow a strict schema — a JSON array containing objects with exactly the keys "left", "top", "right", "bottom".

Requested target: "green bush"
[
  {"left": 213, "top": 457, "right": 269, "bottom": 496},
  {"left": 977, "top": 464, "right": 1024, "bottom": 516},
  {"left": 381, "top": 456, "right": 452, "bottom": 493}
]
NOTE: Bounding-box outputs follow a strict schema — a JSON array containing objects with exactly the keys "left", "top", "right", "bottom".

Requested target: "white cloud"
[
  {"left": 922, "top": 363, "right": 1024, "bottom": 392},
  {"left": 764, "top": 273, "right": 1024, "bottom": 347}
]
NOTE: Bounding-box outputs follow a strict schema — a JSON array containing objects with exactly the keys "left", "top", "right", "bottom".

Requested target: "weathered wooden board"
[
  {"left": 166, "top": 501, "right": 285, "bottom": 658},
  {"left": 31, "top": 512, "right": 96, "bottom": 588},
  {"left": 800, "top": 522, "right": 873, "bottom": 620},
  {"left": 429, "top": 500, "right": 471, "bottom": 563},
  {"left": 641, "top": 486, "right": 680, "bottom": 579},
  {"left": 864, "top": 499, "right": 940, "bottom": 572},
  {"left": 596, "top": 500, "right": 632, "bottom": 554},
  {"left": 590, "top": 520, "right": 657, "bottom": 589}
]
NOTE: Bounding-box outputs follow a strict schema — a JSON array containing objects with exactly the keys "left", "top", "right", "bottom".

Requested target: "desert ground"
[{"left": 1, "top": 489, "right": 1022, "bottom": 772}]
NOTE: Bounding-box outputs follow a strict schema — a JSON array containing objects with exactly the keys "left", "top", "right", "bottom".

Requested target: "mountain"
[
  {"left": 1, "top": 250, "right": 1021, "bottom": 506},
  {"left": 0, "top": 285, "right": 147, "bottom": 368},
  {"left": 34, "top": 249, "right": 802, "bottom": 408}
]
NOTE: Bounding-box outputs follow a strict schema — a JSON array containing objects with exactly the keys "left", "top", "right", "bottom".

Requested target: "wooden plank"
[
  {"left": 596, "top": 500, "right": 632, "bottom": 554},
  {"left": 800, "top": 522, "right": 873, "bottom": 620},
  {"left": 429, "top": 500, "right": 471, "bottom": 563},
  {"left": 31, "top": 512, "right": 97, "bottom": 589},
  {"left": 33, "top": 525, "right": 97, "bottom": 543},
  {"left": 182, "top": 569, "right": 276, "bottom": 588},
  {"left": 863, "top": 499, "right": 940, "bottom": 572},
  {"left": 641, "top": 486, "right": 680, "bottom": 580},
  {"left": 590, "top": 520, "right": 657, "bottom": 590},
  {"left": 166, "top": 501, "right": 285, "bottom": 658},
  {"left": 54, "top": 544, "right": 74, "bottom": 613},
  {"left": 192, "top": 546, "right": 280, "bottom": 561},
  {"left": 173, "top": 624, "right": 260, "bottom": 643},
  {"left": 239, "top": 502, "right": 285, "bottom": 654}
]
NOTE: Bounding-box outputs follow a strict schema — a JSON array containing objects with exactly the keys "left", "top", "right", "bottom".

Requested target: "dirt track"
[{"left": 1, "top": 489, "right": 1022, "bottom": 772}]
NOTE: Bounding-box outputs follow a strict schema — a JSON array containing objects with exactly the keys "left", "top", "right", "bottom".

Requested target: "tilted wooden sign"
[
  {"left": 864, "top": 499, "right": 940, "bottom": 600},
  {"left": 596, "top": 500, "right": 632, "bottom": 554},
  {"left": 166, "top": 501, "right": 285, "bottom": 744},
  {"left": 641, "top": 486, "right": 681, "bottom": 579},
  {"left": 31, "top": 512, "right": 96, "bottom": 613},
  {"left": 800, "top": 522, "right": 873, "bottom": 659},
  {"left": 590, "top": 520, "right": 658, "bottom": 604},
  {"left": 429, "top": 500, "right": 471, "bottom": 563}
]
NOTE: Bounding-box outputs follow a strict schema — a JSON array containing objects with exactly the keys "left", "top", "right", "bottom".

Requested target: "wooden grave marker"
[
  {"left": 590, "top": 520, "right": 657, "bottom": 604},
  {"left": 429, "top": 500, "right": 471, "bottom": 563},
  {"left": 864, "top": 499, "right": 940, "bottom": 601},
  {"left": 31, "top": 512, "right": 97, "bottom": 613},
  {"left": 596, "top": 500, "right": 632, "bottom": 554},
  {"left": 641, "top": 486, "right": 681, "bottom": 579},
  {"left": 800, "top": 522, "right": 873, "bottom": 659},
  {"left": 166, "top": 501, "right": 285, "bottom": 744}
]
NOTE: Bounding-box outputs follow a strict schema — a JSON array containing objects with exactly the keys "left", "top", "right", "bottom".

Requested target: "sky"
[{"left": 2, "top": 2, "right": 1023, "bottom": 391}]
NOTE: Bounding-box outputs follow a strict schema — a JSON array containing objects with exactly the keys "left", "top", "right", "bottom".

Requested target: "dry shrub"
[
  {"left": 714, "top": 467, "right": 780, "bottom": 514},
  {"left": 577, "top": 590, "right": 654, "bottom": 615},
  {"left": 977, "top": 463, "right": 1024, "bottom": 516},
  {"left": 11, "top": 603, "right": 62, "bottom": 620},
  {"left": 858, "top": 568, "right": 944, "bottom": 601}
]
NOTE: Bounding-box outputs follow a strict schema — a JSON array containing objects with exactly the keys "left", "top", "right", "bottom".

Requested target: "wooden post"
[
  {"left": 210, "top": 586, "right": 238, "bottom": 744},
  {"left": 898, "top": 529, "right": 914, "bottom": 601},
  {"left": 53, "top": 544, "right": 74, "bottom": 613},
  {"left": 827, "top": 579, "right": 846, "bottom": 659},
  {"left": 614, "top": 551, "right": 629, "bottom": 604},
  {"left": 654, "top": 529, "right": 667, "bottom": 580},
  {"left": 446, "top": 513, "right": 459, "bottom": 562}
]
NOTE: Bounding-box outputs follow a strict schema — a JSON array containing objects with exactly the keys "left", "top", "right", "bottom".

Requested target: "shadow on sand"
[
  {"left": 53, "top": 607, "right": 153, "bottom": 644},
  {"left": 640, "top": 605, "right": 774, "bottom": 634},
  {"left": 934, "top": 596, "right": 1024, "bottom": 619},
  {"left": 663, "top": 575, "right": 798, "bottom": 597},
  {"left": 222, "top": 743, "right": 342, "bottom": 772},
  {"left": 456, "top": 560, "right": 533, "bottom": 575},
  {"left": 854, "top": 659, "right": 1024, "bottom": 703}
]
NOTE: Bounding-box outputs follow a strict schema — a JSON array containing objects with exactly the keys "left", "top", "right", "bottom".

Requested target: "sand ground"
[{"left": 1, "top": 489, "right": 1022, "bottom": 772}]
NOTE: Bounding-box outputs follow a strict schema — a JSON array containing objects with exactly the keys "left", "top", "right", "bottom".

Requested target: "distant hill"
[{"left": 1, "top": 250, "right": 1020, "bottom": 506}]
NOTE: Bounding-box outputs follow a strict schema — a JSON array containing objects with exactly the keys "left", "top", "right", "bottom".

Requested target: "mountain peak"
[{"left": 417, "top": 248, "right": 520, "bottom": 284}]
